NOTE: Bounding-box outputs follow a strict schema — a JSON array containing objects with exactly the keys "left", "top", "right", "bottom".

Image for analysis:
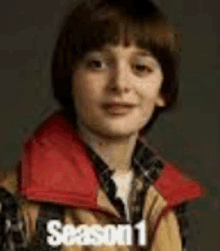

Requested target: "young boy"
[{"left": 0, "top": 0, "right": 204, "bottom": 250}]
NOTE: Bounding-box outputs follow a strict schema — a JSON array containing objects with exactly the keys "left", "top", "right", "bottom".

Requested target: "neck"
[{"left": 78, "top": 124, "right": 138, "bottom": 174}]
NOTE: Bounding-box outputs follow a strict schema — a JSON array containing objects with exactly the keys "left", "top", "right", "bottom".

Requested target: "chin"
[
  {"left": 82, "top": 116, "right": 147, "bottom": 140},
  {"left": 93, "top": 124, "right": 141, "bottom": 140}
]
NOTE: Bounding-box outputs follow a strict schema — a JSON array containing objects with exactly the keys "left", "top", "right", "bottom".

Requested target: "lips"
[{"left": 103, "top": 102, "right": 136, "bottom": 115}]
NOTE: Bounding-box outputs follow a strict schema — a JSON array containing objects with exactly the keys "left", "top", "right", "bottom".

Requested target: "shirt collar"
[{"left": 85, "top": 138, "right": 164, "bottom": 186}]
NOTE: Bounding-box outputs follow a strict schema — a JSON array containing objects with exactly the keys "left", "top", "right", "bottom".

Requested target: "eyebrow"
[
  {"left": 134, "top": 50, "right": 153, "bottom": 56},
  {"left": 89, "top": 47, "right": 153, "bottom": 56},
  {"left": 85, "top": 47, "right": 159, "bottom": 66},
  {"left": 134, "top": 51, "right": 161, "bottom": 68}
]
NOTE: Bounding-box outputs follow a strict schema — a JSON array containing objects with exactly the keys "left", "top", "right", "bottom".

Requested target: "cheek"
[
  {"left": 72, "top": 74, "right": 88, "bottom": 113},
  {"left": 135, "top": 76, "right": 163, "bottom": 118},
  {"left": 73, "top": 73, "right": 91, "bottom": 101},
  {"left": 72, "top": 74, "right": 104, "bottom": 117},
  {"left": 137, "top": 77, "right": 162, "bottom": 101},
  {"left": 74, "top": 73, "right": 104, "bottom": 98}
]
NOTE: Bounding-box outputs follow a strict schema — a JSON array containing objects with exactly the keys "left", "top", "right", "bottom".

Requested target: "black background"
[{"left": 1, "top": 0, "right": 220, "bottom": 250}]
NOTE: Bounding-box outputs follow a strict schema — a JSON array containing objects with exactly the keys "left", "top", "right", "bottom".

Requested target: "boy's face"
[{"left": 72, "top": 43, "right": 165, "bottom": 139}]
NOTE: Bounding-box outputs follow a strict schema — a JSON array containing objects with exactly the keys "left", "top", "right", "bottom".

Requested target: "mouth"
[{"left": 102, "top": 102, "right": 136, "bottom": 115}]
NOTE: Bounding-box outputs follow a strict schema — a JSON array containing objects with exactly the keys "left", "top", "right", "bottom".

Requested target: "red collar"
[
  {"left": 21, "top": 112, "right": 100, "bottom": 209},
  {"left": 155, "top": 163, "right": 204, "bottom": 207},
  {"left": 20, "top": 112, "right": 204, "bottom": 209}
]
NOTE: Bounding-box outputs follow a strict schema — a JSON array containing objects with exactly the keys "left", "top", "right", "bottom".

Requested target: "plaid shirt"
[
  {"left": 85, "top": 139, "right": 194, "bottom": 250},
  {"left": 85, "top": 138, "right": 164, "bottom": 225}
]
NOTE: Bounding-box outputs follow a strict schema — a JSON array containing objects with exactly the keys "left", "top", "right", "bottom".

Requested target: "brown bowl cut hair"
[{"left": 52, "top": 0, "right": 181, "bottom": 130}]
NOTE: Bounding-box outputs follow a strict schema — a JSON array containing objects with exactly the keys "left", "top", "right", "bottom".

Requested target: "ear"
[{"left": 155, "top": 94, "right": 166, "bottom": 107}]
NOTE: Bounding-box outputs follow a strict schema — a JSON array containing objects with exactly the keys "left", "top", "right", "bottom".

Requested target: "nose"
[{"left": 107, "top": 63, "right": 131, "bottom": 94}]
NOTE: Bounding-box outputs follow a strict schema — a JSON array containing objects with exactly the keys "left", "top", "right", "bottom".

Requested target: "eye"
[
  {"left": 86, "top": 58, "right": 111, "bottom": 71},
  {"left": 132, "top": 64, "right": 153, "bottom": 74},
  {"left": 88, "top": 60, "right": 102, "bottom": 69}
]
